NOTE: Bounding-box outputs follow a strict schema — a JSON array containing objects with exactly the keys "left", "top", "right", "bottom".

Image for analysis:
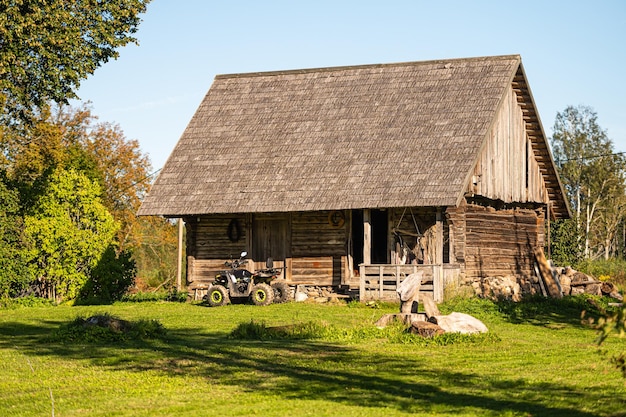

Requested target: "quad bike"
[{"left": 204, "top": 251, "right": 290, "bottom": 307}]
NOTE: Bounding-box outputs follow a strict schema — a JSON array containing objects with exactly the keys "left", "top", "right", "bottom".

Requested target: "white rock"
[{"left": 432, "top": 312, "right": 488, "bottom": 334}]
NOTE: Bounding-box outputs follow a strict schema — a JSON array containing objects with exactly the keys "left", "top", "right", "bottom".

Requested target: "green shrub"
[
  {"left": 230, "top": 320, "right": 331, "bottom": 340},
  {"left": 389, "top": 329, "right": 501, "bottom": 346},
  {"left": 0, "top": 295, "right": 55, "bottom": 309},
  {"left": 576, "top": 258, "right": 626, "bottom": 291},
  {"left": 0, "top": 175, "right": 31, "bottom": 298},
  {"left": 50, "top": 313, "right": 166, "bottom": 343},
  {"left": 121, "top": 289, "right": 188, "bottom": 303}
]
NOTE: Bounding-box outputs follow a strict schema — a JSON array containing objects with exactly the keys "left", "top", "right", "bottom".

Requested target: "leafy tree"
[
  {"left": 0, "top": 171, "right": 29, "bottom": 297},
  {"left": 551, "top": 105, "right": 626, "bottom": 260},
  {"left": 83, "top": 119, "right": 152, "bottom": 250},
  {"left": 129, "top": 216, "right": 180, "bottom": 290},
  {"left": 2, "top": 104, "right": 173, "bottom": 298},
  {"left": 24, "top": 168, "right": 118, "bottom": 301},
  {"left": 5, "top": 104, "right": 151, "bottom": 247},
  {"left": 549, "top": 218, "right": 582, "bottom": 267},
  {"left": 51, "top": 104, "right": 152, "bottom": 250},
  {"left": 0, "top": 0, "right": 151, "bottom": 123}
]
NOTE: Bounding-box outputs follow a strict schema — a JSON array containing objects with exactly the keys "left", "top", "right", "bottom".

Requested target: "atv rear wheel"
[
  {"left": 271, "top": 280, "right": 290, "bottom": 303},
  {"left": 250, "top": 283, "right": 273, "bottom": 306},
  {"left": 206, "top": 285, "right": 230, "bottom": 307}
]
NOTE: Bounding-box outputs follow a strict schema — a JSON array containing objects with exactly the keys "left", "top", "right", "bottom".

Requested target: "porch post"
[
  {"left": 176, "top": 218, "right": 184, "bottom": 291},
  {"left": 363, "top": 209, "right": 371, "bottom": 265},
  {"left": 435, "top": 207, "right": 444, "bottom": 302}
]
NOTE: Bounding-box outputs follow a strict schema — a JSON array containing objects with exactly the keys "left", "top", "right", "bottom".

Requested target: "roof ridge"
[{"left": 214, "top": 54, "right": 521, "bottom": 80}]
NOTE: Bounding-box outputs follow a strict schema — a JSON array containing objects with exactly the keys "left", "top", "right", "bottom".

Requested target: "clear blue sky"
[{"left": 74, "top": 0, "right": 626, "bottom": 171}]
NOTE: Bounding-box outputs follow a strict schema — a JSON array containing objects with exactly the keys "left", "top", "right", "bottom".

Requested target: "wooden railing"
[{"left": 358, "top": 264, "right": 444, "bottom": 302}]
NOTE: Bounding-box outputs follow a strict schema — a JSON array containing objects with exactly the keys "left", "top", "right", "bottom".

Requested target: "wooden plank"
[{"left": 534, "top": 247, "right": 562, "bottom": 298}]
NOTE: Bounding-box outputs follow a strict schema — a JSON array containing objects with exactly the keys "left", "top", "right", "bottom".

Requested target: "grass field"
[{"left": 0, "top": 297, "right": 624, "bottom": 417}]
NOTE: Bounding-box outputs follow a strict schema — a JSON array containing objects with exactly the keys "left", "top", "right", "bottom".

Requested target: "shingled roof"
[{"left": 138, "top": 54, "right": 568, "bottom": 218}]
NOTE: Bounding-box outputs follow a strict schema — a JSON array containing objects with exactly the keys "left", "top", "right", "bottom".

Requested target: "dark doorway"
[
  {"left": 371, "top": 209, "right": 388, "bottom": 263},
  {"left": 351, "top": 209, "right": 389, "bottom": 265},
  {"left": 351, "top": 210, "right": 364, "bottom": 268}
]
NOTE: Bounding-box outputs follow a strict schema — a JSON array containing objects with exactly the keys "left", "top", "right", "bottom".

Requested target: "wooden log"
[
  {"left": 421, "top": 293, "right": 440, "bottom": 317},
  {"left": 533, "top": 261, "right": 548, "bottom": 297},
  {"left": 407, "top": 321, "right": 445, "bottom": 338},
  {"left": 374, "top": 313, "right": 427, "bottom": 328}
]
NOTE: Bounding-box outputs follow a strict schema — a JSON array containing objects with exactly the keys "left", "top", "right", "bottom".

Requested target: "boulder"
[
  {"left": 294, "top": 285, "right": 308, "bottom": 302},
  {"left": 430, "top": 312, "right": 488, "bottom": 334}
]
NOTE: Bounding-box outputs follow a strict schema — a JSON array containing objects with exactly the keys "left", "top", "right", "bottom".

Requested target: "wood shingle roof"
[{"left": 138, "top": 55, "right": 568, "bottom": 218}]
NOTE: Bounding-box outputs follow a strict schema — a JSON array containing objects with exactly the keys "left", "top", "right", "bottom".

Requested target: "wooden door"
[{"left": 251, "top": 214, "right": 289, "bottom": 267}]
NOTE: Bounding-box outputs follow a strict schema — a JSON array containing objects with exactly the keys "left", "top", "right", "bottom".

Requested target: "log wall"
[
  {"left": 185, "top": 211, "right": 348, "bottom": 286},
  {"left": 184, "top": 214, "right": 249, "bottom": 284},
  {"left": 184, "top": 203, "right": 546, "bottom": 293},
  {"left": 462, "top": 203, "right": 545, "bottom": 280}
]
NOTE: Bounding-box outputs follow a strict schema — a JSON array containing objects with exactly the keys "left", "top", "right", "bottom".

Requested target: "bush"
[
  {"left": 50, "top": 313, "right": 166, "bottom": 343},
  {"left": 230, "top": 320, "right": 331, "bottom": 340},
  {"left": 549, "top": 218, "right": 583, "bottom": 266},
  {"left": 121, "top": 289, "right": 188, "bottom": 303},
  {"left": 0, "top": 295, "right": 55, "bottom": 309},
  {"left": 576, "top": 258, "right": 626, "bottom": 291},
  {"left": 77, "top": 246, "right": 136, "bottom": 304},
  {"left": 0, "top": 174, "right": 31, "bottom": 298}
]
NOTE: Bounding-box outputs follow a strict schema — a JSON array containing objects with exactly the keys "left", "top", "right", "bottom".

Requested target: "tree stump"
[{"left": 408, "top": 321, "right": 445, "bottom": 338}]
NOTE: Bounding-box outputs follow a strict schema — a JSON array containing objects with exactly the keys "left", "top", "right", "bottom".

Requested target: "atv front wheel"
[
  {"left": 206, "top": 285, "right": 230, "bottom": 307},
  {"left": 271, "top": 280, "right": 291, "bottom": 303},
  {"left": 250, "top": 283, "right": 274, "bottom": 306}
]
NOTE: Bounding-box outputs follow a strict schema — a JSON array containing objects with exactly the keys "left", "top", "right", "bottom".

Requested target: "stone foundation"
[{"left": 293, "top": 285, "right": 354, "bottom": 303}]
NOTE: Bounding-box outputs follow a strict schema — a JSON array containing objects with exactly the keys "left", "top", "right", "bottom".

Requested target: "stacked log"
[{"left": 554, "top": 266, "right": 623, "bottom": 301}]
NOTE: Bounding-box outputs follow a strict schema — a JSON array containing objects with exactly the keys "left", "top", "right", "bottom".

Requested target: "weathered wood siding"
[
  {"left": 185, "top": 214, "right": 249, "bottom": 283},
  {"left": 471, "top": 85, "right": 547, "bottom": 204},
  {"left": 185, "top": 211, "right": 347, "bottom": 286},
  {"left": 445, "top": 204, "right": 466, "bottom": 270},
  {"left": 463, "top": 204, "right": 545, "bottom": 280},
  {"left": 290, "top": 211, "right": 347, "bottom": 285}
]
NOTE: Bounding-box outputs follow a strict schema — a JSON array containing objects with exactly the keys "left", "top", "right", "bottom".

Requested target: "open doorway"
[
  {"left": 351, "top": 209, "right": 389, "bottom": 265},
  {"left": 371, "top": 209, "right": 388, "bottom": 263},
  {"left": 351, "top": 210, "right": 364, "bottom": 269}
]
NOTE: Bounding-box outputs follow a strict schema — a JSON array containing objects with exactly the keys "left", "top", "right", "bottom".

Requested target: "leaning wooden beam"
[{"left": 534, "top": 247, "right": 562, "bottom": 298}]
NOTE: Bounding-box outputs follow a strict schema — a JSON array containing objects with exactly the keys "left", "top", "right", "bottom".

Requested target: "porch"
[{"left": 358, "top": 263, "right": 461, "bottom": 303}]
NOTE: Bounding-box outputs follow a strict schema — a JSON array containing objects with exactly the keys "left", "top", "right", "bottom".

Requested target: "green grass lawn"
[{"left": 0, "top": 297, "right": 624, "bottom": 417}]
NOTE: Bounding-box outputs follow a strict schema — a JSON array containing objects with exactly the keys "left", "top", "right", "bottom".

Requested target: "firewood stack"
[{"left": 554, "top": 266, "right": 623, "bottom": 301}]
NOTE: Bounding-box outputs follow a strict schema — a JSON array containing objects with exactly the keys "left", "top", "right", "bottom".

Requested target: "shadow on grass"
[
  {"left": 0, "top": 318, "right": 622, "bottom": 417},
  {"left": 492, "top": 295, "right": 609, "bottom": 328}
]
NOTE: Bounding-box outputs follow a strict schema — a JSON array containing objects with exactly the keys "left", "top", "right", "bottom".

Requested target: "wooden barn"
[{"left": 138, "top": 54, "right": 570, "bottom": 302}]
